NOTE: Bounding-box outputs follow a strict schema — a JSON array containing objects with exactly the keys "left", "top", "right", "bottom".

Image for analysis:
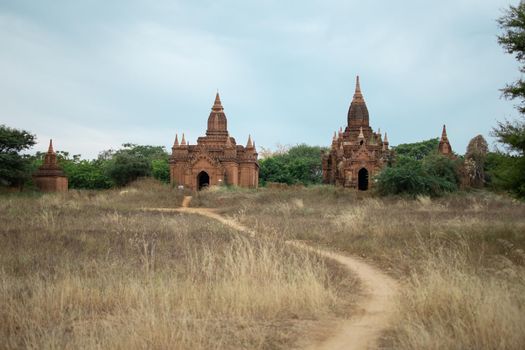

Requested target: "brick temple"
[
  {"left": 169, "top": 93, "right": 259, "bottom": 190},
  {"left": 322, "top": 77, "right": 392, "bottom": 190},
  {"left": 33, "top": 139, "right": 68, "bottom": 192},
  {"left": 438, "top": 124, "right": 454, "bottom": 157}
]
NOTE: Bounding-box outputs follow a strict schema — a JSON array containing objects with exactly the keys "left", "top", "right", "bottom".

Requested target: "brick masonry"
[{"left": 169, "top": 93, "right": 259, "bottom": 190}]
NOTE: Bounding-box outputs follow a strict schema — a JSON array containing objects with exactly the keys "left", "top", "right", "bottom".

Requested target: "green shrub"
[
  {"left": 485, "top": 152, "right": 525, "bottom": 197},
  {"left": 376, "top": 155, "right": 458, "bottom": 197},
  {"left": 152, "top": 159, "right": 170, "bottom": 183},
  {"left": 259, "top": 144, "right": 327, "bottom": 186}
]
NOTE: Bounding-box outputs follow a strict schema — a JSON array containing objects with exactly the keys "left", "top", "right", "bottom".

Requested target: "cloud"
[{"left": 0, "top": 0, "right": 520, "bottom": 158}]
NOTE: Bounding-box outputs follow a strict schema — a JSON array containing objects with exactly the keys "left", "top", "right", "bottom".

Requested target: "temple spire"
[
  {"left": 42, "top": 139, "right": 59, "bottom": 167},
  {"left": 212, "top": 92, "right": 224, "bottom": 112},
  {"left": 347, "top": 75, "right": 369, "bottom": 127},
  {"left": 383, "top": 132, "right": 389, "bottom": 151},
  {"left": 181, "top": 133, "right": 186, "bottom": 146},
  {"left": 207, "top": 91, "right": 228, "bottom": 135},
  {"left": 246, "top": 134, "right": 253, "bottom": 148},
  {"left": 174, "top": 134, "right": 179, "bottom": 147},
  {"left": 441, "top": 124, "right": 448, "bottom": 142},
  {"left": 47, "top": 139, "right": 54, "bottom": 154},
  {"left": 352, "top": 75, "right": 364, "bottom": 102},
  {"left": 33, "top": 139, "right": 68, "bottom": 192},
  {"left": 438, "top": 124, "right": 453, "bottom": 156}
]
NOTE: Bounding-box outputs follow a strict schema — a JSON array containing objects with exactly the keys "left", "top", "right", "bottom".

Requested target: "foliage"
[
  {"left": 492, "top": 3, "right": 525, "bottom": 197},
  {"left": 422, "top": 154, "right": 460, "bottom": 185},
  {"left": 105, "top": 144, "right": 170, "bottom": 186},
  {"left": 151, "top": 159, "right": 170, "bottom": 183},
  {"left": 0, "top": 125, "right": 36, "bottom": 187},
  {"left": 498, "top": 1, "right": 525, "bottom": 114},
  {"left": 485, "top": 152, "right": 525, "bottom": 197},
  {"left": 259, "top": 144, "right": 327, "bottom": 186},
  {"left": 28, "top": 144, "right": 170, "bottom": 189},
  {"left": 392, "top": 138, "right": 439, "bottom": 161},
  {"left": 376, "top": 154, "right": 459, "bottom": 197},
  {"left": 493, "top": 118, "right": 525, "bottom": 156},
  {"left": 29, "top": 151, "right": 112, "bottom": 190}
]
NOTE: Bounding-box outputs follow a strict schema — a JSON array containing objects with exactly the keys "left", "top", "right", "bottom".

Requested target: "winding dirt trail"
[{"left": 147, "top": 199, "right": 399, "bottom": 350}]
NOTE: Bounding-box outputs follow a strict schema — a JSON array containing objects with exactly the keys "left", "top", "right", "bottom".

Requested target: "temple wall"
[
  {"left": 170, "top": 164, "right": 183, "bottom": 186},
  {"left": 223, "top": 162, "right": 239, "bottom": 186},
  {"left": 33, "top": 176, "right": 68, "bottom": 192},
  {"left": 171, "top": 158, "right": 258, "bottom": 190},
  {"left": 239, "top": 163, "right": 258, "bottom": 188}
]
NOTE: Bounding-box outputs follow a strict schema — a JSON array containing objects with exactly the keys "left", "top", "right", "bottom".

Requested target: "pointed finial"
[
  {"left": 352, "top": 75, "right": 364, "bottom": 102},
  {"left": 246, "top": 134, "right": 253, "bottom": 148},
  {"left": 378, "top": 128, "right": 381, "bottom": 135},
  {"left": 174, "top": 134, "right": 179, "bottom": 147},
  {"left": 181, "top": 133, "right": 186, "bottom": 146},
  {"left": 441, "top": 124, "right": 448, "bottom": 141},
  {"left": 212, "top": 91, "right": 224, "bottom": 111},
  {"left": 48, "top": 139, "right": 54, "bottom": 153},
  {"left": 384, "top": 132, "right": 389, "bottom": 143},
  {"left": 333, "top": 131, "right": 337, "bottom": 141}
]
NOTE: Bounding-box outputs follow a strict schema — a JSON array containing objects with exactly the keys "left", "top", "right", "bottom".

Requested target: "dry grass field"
[
  {"left": 194, "top": 186, "right": 525, "bottom": 349},
  {"left": 2, "top": 180, "right": 525, "bottom": 349},
  {"left": 0, "top": 180, "right": 357, "bottom": 350}
]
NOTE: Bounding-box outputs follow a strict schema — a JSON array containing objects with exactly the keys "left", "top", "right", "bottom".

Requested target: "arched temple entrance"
[
  {"left": 358, "top": 168, "right": 368, "bottom": 191},
  {"left": 197, "top": 171, "right": 210, "bottom": 190}
]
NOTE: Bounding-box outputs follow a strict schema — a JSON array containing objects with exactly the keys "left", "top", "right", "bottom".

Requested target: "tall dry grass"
[
  {"left": 207, "top": 186, "right": 525, "bottom": 349},
  {"left": 395, "top": 241, "right": 525, "bottom": 349},
  {"left": 0, "top": 181, "right": 356, "bottom": 349}
]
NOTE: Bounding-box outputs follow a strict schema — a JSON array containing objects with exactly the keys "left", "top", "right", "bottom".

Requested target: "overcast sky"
[{"left": 0, "top": 0, "right": 520, "bottom": 158}]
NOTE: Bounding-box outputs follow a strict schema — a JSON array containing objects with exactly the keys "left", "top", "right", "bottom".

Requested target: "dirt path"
[
  {"left": 148, "top": 198, "right": 399, "bottom": 350},
  {"left": 289, "top": 241, "right": 399, "bottom": 350}
]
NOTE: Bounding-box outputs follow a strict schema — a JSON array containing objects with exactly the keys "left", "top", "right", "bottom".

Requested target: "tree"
[
  {"left": 392, "top": 138, "right": 440, "bottom": 161},
  {"left": 258, "top": 144, "right": 327, "bottom": 186},
  {"left": 485, "top": 152, "right": 525, "bottom": 196},
  {"left": 30, "top": 151, "right": 113, "bottom": 189},
  {"left": 0, "top": 125, "right": 36, "bottom": 187},
  {"left": 492, "top": 3, "right": 525, "bottom": 197},
  {"left": 104, "top": 144, "right": 170, "bottom": 186},
  {"left": 376, "top": 153, "right": 459, "bottom": 197},
  {"left": 498, "top": 1, "right": 525, "bottom": 114},
  {"left": 151, "top": 159, "right": 170, "bottom": 183}
]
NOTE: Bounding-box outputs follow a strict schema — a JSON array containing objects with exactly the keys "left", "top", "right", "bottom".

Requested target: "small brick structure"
[
  {"left": 33, "top": 139, "right": 68, "bottom": 192},
  {"left": 322, "top": 76, "right": 392, "bottom": 190},
  {"left": 169, "top": 93, "right": 259, "bottom": 190},
  {"left": 438, "top": 124, "right": 454, "bottom": 157}
]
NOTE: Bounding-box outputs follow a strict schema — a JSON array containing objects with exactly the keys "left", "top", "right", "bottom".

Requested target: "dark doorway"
[
  {"left": 197, "top": 171, "right": 210, "bottom": 190},
  {"left": 358, "top": 168, "right": 368, "bottom": 191}
]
